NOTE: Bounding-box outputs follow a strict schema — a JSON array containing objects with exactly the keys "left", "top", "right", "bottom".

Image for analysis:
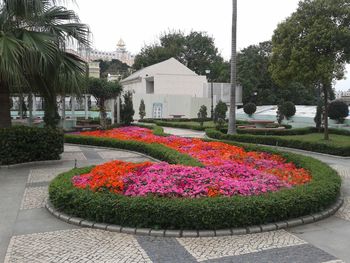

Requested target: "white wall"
[
  {"left": 133, "top": 94, "right": 211, "bottom": 120},
  {"left": 154, "top": 75, "right": 206, "bottom": 97}
]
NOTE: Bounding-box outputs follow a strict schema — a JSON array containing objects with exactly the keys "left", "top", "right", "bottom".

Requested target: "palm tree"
[
  {"left": 0, "top": 0, "right": 90, "bottom": 128},
  {"left": 228, "top": 0, "right": 237, "bottom": 134}
]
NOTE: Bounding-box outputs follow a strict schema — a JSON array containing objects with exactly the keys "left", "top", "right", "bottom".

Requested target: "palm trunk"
[
  {"left": 228, "top": 0, "right": 237, "bottom": 134},
  {"left": 0, "top": 83, "right": 12, "bottom": 128},
  {"left": 323, "top": 84, "right": 329, "bottom": 140},
  {"left": 43, "top": 94, "right": 60, "bottom": 128}
]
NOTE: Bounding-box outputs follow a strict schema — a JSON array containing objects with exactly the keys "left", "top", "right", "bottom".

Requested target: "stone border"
[{"left": 46, "top": 198, "right": 343, "bottom": 238}]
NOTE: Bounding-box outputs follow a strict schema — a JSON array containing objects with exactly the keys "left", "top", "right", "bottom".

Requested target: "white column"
[
  {"left": 116, "top": 96, "right": 121, "bottom": 124},
  {"left": 111, "top": 98, "right": 115, "bottom": 125},
  {"left": 32, "top": 94, "right": 36, "bottom": 116},
  {"left": 71, "top": 95, "right": 76, "bottom": 120},
  {"left": 61, "top": 95, "right": 66, "bottom": 129},
  {"left": 28, "top": 93, "right": 33, "bottom": 126},
  {"left": 84, "top": 94, "right": 89, "bottom": 120}
]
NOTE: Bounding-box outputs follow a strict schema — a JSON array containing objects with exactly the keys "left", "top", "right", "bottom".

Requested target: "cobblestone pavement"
[{"left": 0, "top": 140, "right": 349, "bottom": 263}]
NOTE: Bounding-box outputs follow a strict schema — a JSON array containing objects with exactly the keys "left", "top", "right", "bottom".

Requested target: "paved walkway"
[{"left": 0, "top": 129, "right": 349, "bottom": 262}]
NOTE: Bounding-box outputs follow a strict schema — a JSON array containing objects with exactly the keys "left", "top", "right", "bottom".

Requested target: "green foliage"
[
  {"left": 328, "top": 100, "right": 349, "bottom": 124},
  {"left": 139, "top": 99, "right": 146, "bottom": 120},
  {"left": 270, "top": 0, "right": 350, "bottom": 138},
  {"left": 0, "top": 126, "right": 63, "bottom": 165},
  {"left": 97, "top": 59, "right": 130, "bottom": 79},
  {"left": 88, "top": 78, "right": 122, "bottom": 129},
  {"left": 314, "top": 101, "right": 324, "bottom": 130},
  {"left": 133, "top": 31, "right": 229, "bottom": 82},
  {"left": 243, "top": 103, "right": 257, "bottom": 116},
  {"left": 214, "top": 101, "right": 228, "bottom": 123},
  {"left": 120, "top": 91, "right": 135, "bottom": 125},
  {"left": 50, "top": 137, "right": 340, "bottom": 229},
  {"left": 197, "top": 105, "right": 208, "bottom": 127},
  {"left": 0, "top": 0, "right": 90, "bottom": 128},
  {"left": 206, "top": 129, "right": 350, "bottom": 156},
  {"left": 280, "top": 101, "right": 296, "bottom": 120}
]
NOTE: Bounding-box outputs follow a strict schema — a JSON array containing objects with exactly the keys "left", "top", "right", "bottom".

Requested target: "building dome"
[{"left": 117, "top": 38, "right": 126, "bottom": 48}]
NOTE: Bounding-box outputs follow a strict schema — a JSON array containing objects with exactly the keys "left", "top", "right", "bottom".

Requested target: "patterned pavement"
[{"left": 1, "top": 141, "right": 349, "bottom": 263}]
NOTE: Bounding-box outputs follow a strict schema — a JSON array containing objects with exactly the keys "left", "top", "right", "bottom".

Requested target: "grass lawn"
[{"left": 282, "top": 133, "right": 350, "bottom": 147}]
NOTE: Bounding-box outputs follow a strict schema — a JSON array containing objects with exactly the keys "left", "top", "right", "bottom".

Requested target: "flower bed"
[
  {"left": 72, "top": 127, "right": 311, "bottom": 198},
  {"left": 49, "top": 126, "right": 341, "bottom": 229}
]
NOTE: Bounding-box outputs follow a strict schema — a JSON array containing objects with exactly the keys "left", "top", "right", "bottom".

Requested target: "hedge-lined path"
[{"left": 0, "top": 143, "right": 348, "bottom": 262}]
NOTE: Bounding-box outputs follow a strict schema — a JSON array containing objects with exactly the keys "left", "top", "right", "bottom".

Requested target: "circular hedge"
[{"left": 49, "top": 139, "right": 341, "bottom": 230}]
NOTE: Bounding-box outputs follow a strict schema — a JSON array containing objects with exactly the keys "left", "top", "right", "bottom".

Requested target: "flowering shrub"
[{"left": 72, "top": 127, "right": 312, "bottom": 198}]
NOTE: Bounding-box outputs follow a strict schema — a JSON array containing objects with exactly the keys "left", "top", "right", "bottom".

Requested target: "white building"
[
  {"left": 88, "top": 39, "right": 135, "bottom": 66},
  {"left": 336, "top": 89, "right": 350, "bottom": 105},
  {"left": 120, "top": 58, "right": 242, "bottom": 119}
]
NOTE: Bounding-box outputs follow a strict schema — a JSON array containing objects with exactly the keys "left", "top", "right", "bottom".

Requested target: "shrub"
[
  {"left": 214, "top": 101, "right": 228, "bottom": 123},
  {"left": 280, "top": 101, "right": 296, "bottom": 120},
  {"left": 243, "top": 103, "right": 257, "bottom": 116},
  {"left": 328, "top": 100, "right": 349, "bottom": 124},
  {"left": 139, "top": 99, "right": 146, "bottom": 120},
  {"left": 0, "top": 126, "right": 64, "bottom": 165},
  {"left": 314, "top": 101, "right": 324, "bottom": 130},
  {"left": 120, "top": 91, "right": 135, "bottom": 125},
  {"left": 49, "top": 139, "right": 340, "bottom": 229},
  {"left": 197, "top": 105, "right": 208, "bottom": 127}
]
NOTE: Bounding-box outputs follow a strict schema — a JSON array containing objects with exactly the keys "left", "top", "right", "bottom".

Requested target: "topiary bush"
[
  {"left": 214, "top": 100, "right": 228, "bottom": 123},
  {"left": 49, "top": 138, "right": 341, "bottom": 230},
  {"left": 328, "top": 100, "right": 349, "bottom": 124},
  {"left": 280, "top": 101, "right": 296, "bottom": 120},
  {"left": 0, "top": 126, "right": 64, "bottom": 165},
  {"left": 243, "top": 103, "right": 257, "bottom": 116}
]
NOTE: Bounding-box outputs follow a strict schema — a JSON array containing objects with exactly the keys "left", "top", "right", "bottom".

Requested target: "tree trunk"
[
  {"left": 323, "top": 84, "right": 329, "bottom": 140},
  {"left": 228, "top": 0, "right": 237, "bottom": 134},
  {"left": 100, "top": 99, "right": 107, "bottom": 129},
  {"left": 43, "top": 94, "right": 60, "bottom": 128},
  {"left": 0, "top": 83, "right": 12, "bottom": 128}
]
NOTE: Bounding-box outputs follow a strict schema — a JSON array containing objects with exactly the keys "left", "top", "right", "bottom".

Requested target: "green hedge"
[
  {"left": 65, "top": 135, "right": 202, "bottom": 167},
  {"left": 49, "top": 139, "right": 341, "bottom": 229},
  {"left": 0, "top": 126, "right": 64, "bottom": 165},
  {"left": 139, "top": 119, "right": 249, "bottom": 131},
  {"left": 206, "top": 129, "right": 350, "bottom": 156},
  {"left": 218, "top": 127, "right": 350, "bottom": 136}
]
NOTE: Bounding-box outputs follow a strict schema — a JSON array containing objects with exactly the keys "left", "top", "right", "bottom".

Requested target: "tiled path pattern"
[{"left": 1, "top": 140, "right": 350, "bottom": 262}]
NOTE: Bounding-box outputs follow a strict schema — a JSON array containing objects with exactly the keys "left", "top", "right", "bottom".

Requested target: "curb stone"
[{"left": 46, "top": 198, "right": 343, "bottom": 238}]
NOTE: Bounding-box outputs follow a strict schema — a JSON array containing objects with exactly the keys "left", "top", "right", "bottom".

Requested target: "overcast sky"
[{"left": 71, "top": 0, "right": 349, "bottom": 91}]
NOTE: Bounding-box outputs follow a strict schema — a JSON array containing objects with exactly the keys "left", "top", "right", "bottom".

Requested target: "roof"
[{"left": 120, "top": 58, "right": 198, "bottom": 84}]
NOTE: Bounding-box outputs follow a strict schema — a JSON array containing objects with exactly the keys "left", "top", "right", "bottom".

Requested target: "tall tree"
[
  {"left": 97, "top": 59, "right": 130, "bottom": 79},
  {"left": 0, "top": 0, "right": 90, "bottom": 128},
  {"left": 228, "top": 0, "right": 237, "bottom": 134},
  {"left": 133, "top": 31, "right": 229, "bottom": 82},
  {"left": 88, "top": 78, "right": 122, "bottom": 129},
  {"left": 270, "top": 0, "right": 350, "bottom": 140}
]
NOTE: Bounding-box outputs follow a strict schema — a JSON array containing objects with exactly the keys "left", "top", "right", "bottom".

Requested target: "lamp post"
[{"left": 205, "top": 69, "right": 214, "bottom": 119}]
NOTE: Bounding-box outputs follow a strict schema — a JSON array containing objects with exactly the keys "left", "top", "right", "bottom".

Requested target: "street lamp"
[{"left": 205, "top": 69, "right": 214, "bottom": 119}]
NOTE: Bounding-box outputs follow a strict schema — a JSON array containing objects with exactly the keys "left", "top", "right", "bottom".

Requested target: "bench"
[{"left": 243, "top": 127, "right": 286, "bottom": 131}]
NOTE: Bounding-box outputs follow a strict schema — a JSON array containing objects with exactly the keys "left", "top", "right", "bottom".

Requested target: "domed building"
[{"left": 87, "top": 38, "right": 135, "bottom": 66}]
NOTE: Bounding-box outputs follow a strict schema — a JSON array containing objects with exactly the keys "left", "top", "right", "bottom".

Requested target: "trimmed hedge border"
[
  {"left": 0, "top": 126, "right": 64, "bottom": 165},
  {"left": 138, "top": 119, "right": 249, "bottom": 131},
  {"left": 206, "top": 129, "right": 350, "bottom": 157},
  {"left": 50, "top": 132, "right": 341, "bottom": 230},
  {"left": 46, "top": 197, "right": 343, "bottom": 237}
]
